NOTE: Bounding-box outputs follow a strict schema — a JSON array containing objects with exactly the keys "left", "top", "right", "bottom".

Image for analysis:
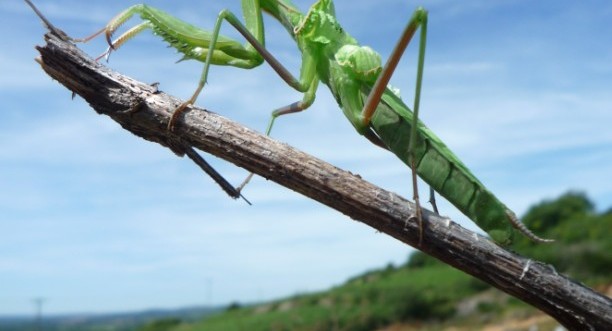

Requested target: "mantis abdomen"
[{"left": 370, "top": 90, "right": 549, "bottom": 245}]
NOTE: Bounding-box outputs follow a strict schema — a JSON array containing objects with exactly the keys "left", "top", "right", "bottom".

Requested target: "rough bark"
[{"left": 33, "top": 29, "right": 611, "bottom": 330}]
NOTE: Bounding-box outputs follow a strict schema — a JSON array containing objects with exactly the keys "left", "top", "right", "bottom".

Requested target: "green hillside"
[{"left": 139, "top": 192, "right": 611, "bottom": 331}]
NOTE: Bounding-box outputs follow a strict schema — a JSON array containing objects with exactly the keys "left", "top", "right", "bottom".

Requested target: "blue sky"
[{"left": 1, "top": 0, "right": 611, "bottom": 316}]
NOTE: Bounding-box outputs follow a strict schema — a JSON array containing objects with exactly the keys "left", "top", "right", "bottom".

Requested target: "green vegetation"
[
  {"left": 169, "top": 265, "right": 480, "bottom": 331},
  {"left": 138, "top": 318, "right": 182, "bottom": 331},
  {"left": 161, "top": 191, "right": 611, "bottom": 331},
  {"left": 513, "top": 191, "right": 612, "bottom": 284}
]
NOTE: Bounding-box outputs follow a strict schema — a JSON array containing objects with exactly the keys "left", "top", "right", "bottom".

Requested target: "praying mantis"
[{"left": 30, "top": 0, "right": 554, "bottom": 245}]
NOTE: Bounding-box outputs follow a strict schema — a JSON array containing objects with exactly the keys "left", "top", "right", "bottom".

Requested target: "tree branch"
[{"left": 33, "top": 30, "right": 611, "bottom": 330}]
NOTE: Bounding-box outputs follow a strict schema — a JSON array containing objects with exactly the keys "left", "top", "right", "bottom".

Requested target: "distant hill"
[
  {"left": 0, "top": 305, "right": 222, "bottom": 331},
  {"left": 160, "top": 191, "right": 611, "bottom": 331}
]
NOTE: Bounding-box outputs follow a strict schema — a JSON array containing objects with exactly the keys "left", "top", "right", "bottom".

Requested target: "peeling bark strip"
[{"left": 34, "top": 31, "right": 611, "bottom": 330}]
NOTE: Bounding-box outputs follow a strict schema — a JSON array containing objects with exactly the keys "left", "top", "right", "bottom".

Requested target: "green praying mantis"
[{"left": 28, "top": 0, "right": 554, "bottom": 245}]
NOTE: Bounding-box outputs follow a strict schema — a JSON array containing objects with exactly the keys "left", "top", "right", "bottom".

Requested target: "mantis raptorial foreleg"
[
  {"left": 167, "top": 3, "right": 320, "bottom": 132},
  {"left": 88, "top": 2, "right": 319, "bottom": 192},
  {"left": 360, "top": 9, "right": 429, "bottom": 245}
]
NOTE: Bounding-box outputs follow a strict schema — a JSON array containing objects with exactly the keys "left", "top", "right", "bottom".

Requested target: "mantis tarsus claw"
[{"left": 167, "top": 102, "right": 192, "bottom": 131}]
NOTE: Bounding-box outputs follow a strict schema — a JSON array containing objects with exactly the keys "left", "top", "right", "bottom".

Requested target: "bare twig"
[{"left": 32, "top": 26, "right": 611, "bottom": 331}]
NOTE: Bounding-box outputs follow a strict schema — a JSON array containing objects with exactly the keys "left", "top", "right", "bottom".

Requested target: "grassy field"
[{"left": 171, "top": 265, "right": 483, "bottom": 331}]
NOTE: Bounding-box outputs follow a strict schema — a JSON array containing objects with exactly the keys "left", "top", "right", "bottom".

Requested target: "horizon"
[
  {"left": 0, "top": 302, "right": 219, "bottom": 318},
  {"left": 2, "top": 0, "right": 611, "bottom": 315}
]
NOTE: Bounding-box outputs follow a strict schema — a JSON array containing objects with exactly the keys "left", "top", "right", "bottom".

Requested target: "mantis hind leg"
[{"left": 360, "top": 8, "right": 429, "bottom": 246}]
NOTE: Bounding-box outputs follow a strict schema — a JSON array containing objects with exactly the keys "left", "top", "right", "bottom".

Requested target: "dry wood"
[{"left": 32, "top": 28, "right": 611, "bottom": 330}]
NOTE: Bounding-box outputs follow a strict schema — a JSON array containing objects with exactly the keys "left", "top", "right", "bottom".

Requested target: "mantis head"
[{"left": 294, "top": 0, "right": 340, "bottom": 46}]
